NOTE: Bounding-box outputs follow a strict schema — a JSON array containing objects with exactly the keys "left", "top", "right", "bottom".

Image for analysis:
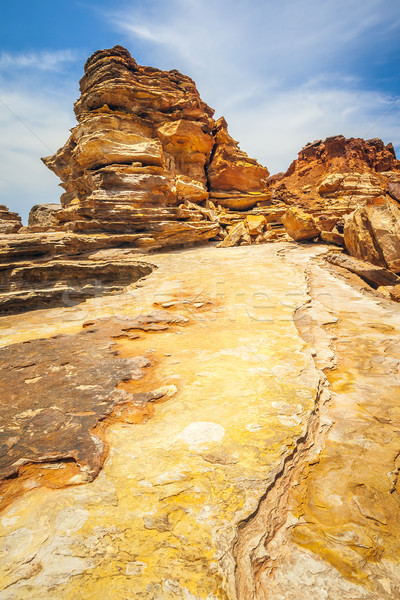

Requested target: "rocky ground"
[
  {"left": 2, "top": 43, "right": 400, "bottom": 600},
  {"left": 0, "top": 242, "right": 399, "bottom": 599}
]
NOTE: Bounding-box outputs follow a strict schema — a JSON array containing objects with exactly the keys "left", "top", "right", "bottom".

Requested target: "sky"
[{"left": 1, "top": 0, "right": 400, "bottom": 222}]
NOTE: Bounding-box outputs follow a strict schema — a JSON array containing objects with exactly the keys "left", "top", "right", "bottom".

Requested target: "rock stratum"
[
  {"left": 1, "top": 244, "right": 400, "bottom": 600},
  {"left": 2, "top": 45, "right": 400, "bottom": 600},
  {"left": 42, "top": 45, "right": 270, "bottom": 244}
]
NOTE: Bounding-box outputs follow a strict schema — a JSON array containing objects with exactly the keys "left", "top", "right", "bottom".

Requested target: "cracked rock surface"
[{"left": 0, "top": 243, "right": 399, "bottom": 599}]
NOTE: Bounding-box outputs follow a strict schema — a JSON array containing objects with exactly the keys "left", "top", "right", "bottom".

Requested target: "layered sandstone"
[
  {"left": 28, "top": 203, "right": 62, "bottom": 228},
  {"left": 42, "top": 46, "right": 269, "bottom": 246},
  {"left": 269, "top": 135, "right": 400, "bottom": 217},
  {"left": 207, "top": 117, "right": 271, "bottom": 209},
  {"left": 2, "top": 244, "right": 400, "bottom": 599},
  {"left": 0, "top": 204, "right": 22, "bottom": 233}
]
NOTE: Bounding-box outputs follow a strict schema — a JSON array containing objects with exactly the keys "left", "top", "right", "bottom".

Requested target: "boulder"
[
  {"left": 325, "top": 252, "right": 400, "bottom": 288},
  {"left": 320, "top": 230, "right": 344, "bottom": 246},
  {"left": 344, "top": 197, "right": 400, "bottom": 272},
  {"left": 282, "top": 207, "right": 320, "bottom": 241}
]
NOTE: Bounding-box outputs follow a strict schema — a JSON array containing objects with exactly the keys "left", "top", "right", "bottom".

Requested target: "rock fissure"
[{"left": 233, "top": 257, "right": 336, "bottom": 600}]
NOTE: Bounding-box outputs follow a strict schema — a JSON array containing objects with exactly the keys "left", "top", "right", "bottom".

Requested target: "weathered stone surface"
[
  {"left": 324, "top": 251, "right": 400, "bottom": 287},
  {"left": 0, "top": 257, "right": 153, "bottom": 313},
  {"left": 0, "top": 311, "right": 186, "bottom": 511},
  {"left": 0, "top": 244, "right": 319, "bottom": 599},
  {"left": 320, "top": 230, "right": 344, "bottom": 246},
  {"left": 41, "top": 47, "right": 269, "bottom": 244},
  {"left": 261, "top": 251, "right": 400, "bottom": 599},
  {"left": 268, "top": 135, "right": 400, "bottom": 218},
  {"left": 2, "top": 244, "right": 400, "bottom": 598},
  {"left": 282, "top": 206, "right": 321, "bottom": 241},
  {"left": 0, "top": 204, "right": 22, "bottom": 234},
  {"left": 388, "top": 180, "right": 400, "bottom": 202},
  {"left": 344, "top": 197, "right": 400, "bottom": 272},
  {"left": 28, "top": 204, "right": 62, "bottom": 227}
]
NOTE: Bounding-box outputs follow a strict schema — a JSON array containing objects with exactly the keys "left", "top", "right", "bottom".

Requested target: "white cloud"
[
  {"left": 0, "top": 49, "right": 80, "bottom": 72},
  {"left": 0, "top": 79, "right": 77, "bottom": 223},
  {"left": 110, "top": 0, "right": 400, "bottom": 173}
]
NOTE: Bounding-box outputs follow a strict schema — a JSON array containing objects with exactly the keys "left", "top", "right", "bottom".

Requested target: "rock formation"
[
  {"left": 0, "top": 204, "right": 22, "bottom": 233},
  {"left": 344, "top": 196, "right": 400, "bottom": 272},
  {"left": 42, "top": 46, "right": 269, "bottom": 248},
  {"left": 269, "top": 135, "right": 400, "bottom": 212},
  {"left": 28, "top": 203, "right": 62, "bottom": 228},
  {"left": 4, "top": 43, "right": 400, "bottom": 599},
  {"left": 2, "top": 243, "right": 400, "bottom": 599}
]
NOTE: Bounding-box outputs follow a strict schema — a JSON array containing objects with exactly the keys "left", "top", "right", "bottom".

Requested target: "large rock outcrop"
[
  {"left": 42, "top": 46, "right": 269, "bottom": 245},
  {"left": 268, "top": 135, "right": 400, "bottom": 217}
]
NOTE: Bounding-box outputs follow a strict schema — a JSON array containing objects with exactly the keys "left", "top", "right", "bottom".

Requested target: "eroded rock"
[
  {"left": 344, "top": 197, "right": 400, "bottom": 272},
  {"left": 0, "top": 311, "right": 186, "bottom": 510},
  {"left": 282, "top": 206, "right": 321, "bottom": 241},
  {"left": 0, "top": 204, "right": 22, "bottom": 234}
]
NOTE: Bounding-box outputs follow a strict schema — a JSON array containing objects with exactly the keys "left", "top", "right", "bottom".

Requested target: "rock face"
[
  {"left": 207, "top": 117, "right": 270, "bottom": 210},
  {"left": 268, "top": 135, "right": 400, "bottom": 216},
  {"left": 42, "top": 46, "right": 268, "bottom": 246},
  {"left": 28, "top": 203, "right": 62, "bottom": 227},
  {"left": 344, "top": 197, "right": 400, "bottom": 272},
  {"left": 0, "top": 204, "right": 22, "bottom": 233}
]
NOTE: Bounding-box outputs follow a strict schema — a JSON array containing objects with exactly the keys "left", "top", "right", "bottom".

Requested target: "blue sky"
[{"left": 1, "top": 0, "right": 400, "bottom": 222}]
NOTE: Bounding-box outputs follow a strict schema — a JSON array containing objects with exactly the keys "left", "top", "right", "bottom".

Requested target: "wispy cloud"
[
  {"left": 109, "top": 0, "right": 400, "bottom": 172},
  {"left": 0, "top": 49, "right": 80, "bottom": 72},
  {"left": 0, "top": 69, "right": 77, "bottom": 222}
]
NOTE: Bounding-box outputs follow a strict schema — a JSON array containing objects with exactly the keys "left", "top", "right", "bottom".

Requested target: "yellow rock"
[{"left": 245, "top": 215, "right": 266, "bottom": 235}]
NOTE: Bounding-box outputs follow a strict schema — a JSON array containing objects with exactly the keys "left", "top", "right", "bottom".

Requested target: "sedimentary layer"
[
  {"left": 1, "top": 243, "right": 400, "bottom": 599},
  {"left": 42, "top": 46, "right": 269, "bottom": 241}
]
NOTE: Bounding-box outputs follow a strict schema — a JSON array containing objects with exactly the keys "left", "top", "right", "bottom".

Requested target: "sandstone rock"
[
  {"left": 325, "top": 251, "right": 400, "bottom": 287},
  {"left": 41, "top": 46, "right": 272, "bottom": 248},
  {"left": 0, "top": 204, "right": 22, "bottom": 233},
  {"left": 217, "top": 221, "right": 245, "bottom": 247},
  {"left": 28, "top": 203, "right": 62, "bottom": 227},
  {"left": 320, "top": 230, "right": 344, "bottom": 246},
  {"left": 268, "top": 135, "right": 400, "bottom": 215},
  {"left": 282, "top": 207, "right": 321, "bottom": 241},
  {"left": 388, "top": 180, "right": 400, "bottom": 202},
  {"left": 387, "top": 283, "right": 400, "bottom": 301},
  {"left": 41, "top": 46, "right": 220, "bottom": 245},
  {"left": 207, "top": 117, "right": 270, "bottom": 210},
  {"left": 344, "top": 197, "right": 400, "bottom": 272},
  {"left": 0, "top": 257, "right": 153, "bottom": 313},
  {"left": 3, "top": 244, "right": 400, "bottom": 598},
  {"left": 0, "top": 311, "right": 186, "bottom": 511},
  {"left": 245, "top": 214, "right": 266, "bottom": 235}
]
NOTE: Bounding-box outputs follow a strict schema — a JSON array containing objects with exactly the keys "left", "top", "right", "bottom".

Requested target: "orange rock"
[
  {"left": 268, "top": 135, "right": 400, "bottom": 215},
  {"left": 207, "top": 117, "right": 270, "bottom": 210},
  {"left": 282, "top": 207, "right": 320, "bottom": 241},
  {"left": 344, "top": 197, "right": 400, "bottom": 272}
]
